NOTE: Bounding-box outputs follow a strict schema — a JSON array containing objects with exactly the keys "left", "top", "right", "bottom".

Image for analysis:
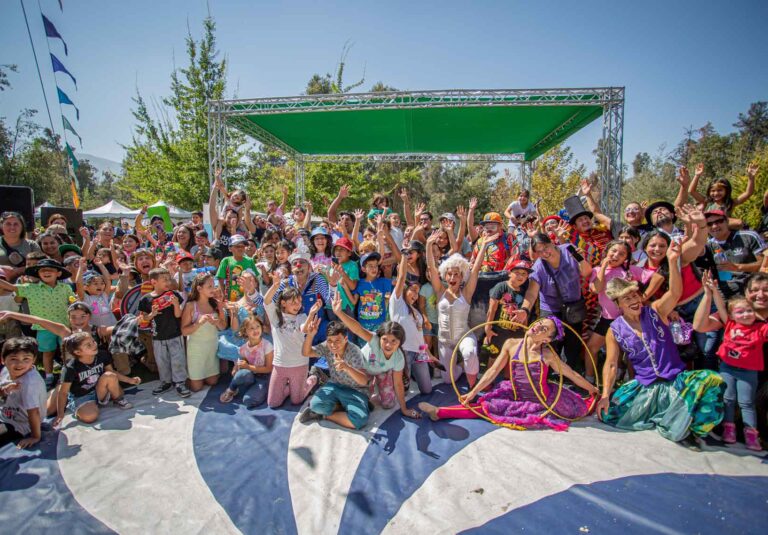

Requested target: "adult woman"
[
  {"left": 598, "top": 241, "right": 725, "bottom": 446},
  {"left": 523, "top": 233, "right": 592, "bottom": 369},
  {"left": 37, "top": 232, "right": 63, "bottom": 262},
  {"left": 172, "top": 224, "right": 195, "bottom": 253},
  {"left": 419, "top": 317, "right": 598, "bottom": 429},
  {"left": 0, "top": 212, "right": 40, "bottom": 280},
  {"left": 426, "top": 231, "right": 490, "bottom": 388},
  {"left": 639, "top": 208, "right": 714, "bottom": 367}
]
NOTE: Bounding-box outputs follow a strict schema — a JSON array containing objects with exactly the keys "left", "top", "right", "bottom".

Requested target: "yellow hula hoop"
[
  {"left": 522, "top": 318, "right": 600, "bottom": 421},
  {"left": 448, "top": 320, "right": 552, "bottom": 431}
]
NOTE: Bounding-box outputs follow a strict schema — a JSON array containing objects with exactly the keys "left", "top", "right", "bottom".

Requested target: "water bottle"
[
  {"left": 416, "top": 344, "right": 431, "bottom": 363},
  {"left": 669, "top": 321, "right": 685, "bottom": 345}
]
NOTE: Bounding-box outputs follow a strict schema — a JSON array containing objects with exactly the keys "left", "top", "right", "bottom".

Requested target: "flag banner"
[
  {"left": 69, "top": 163, "right": 80, "bottom": 209},
  {"left": 57, "top": 86, "right": 79, "bottom": 120},
  {"left": 42, "top": 14, "right": 68, "bottom": 55},
  {"left": 65, "top": 142, "right": 79, "bottom": 172},
  {"left": 62, "top": 115, "right": 82, "bottom": 147},
  {"left": 50, "top": 53, "right": 76, "bottom": 87},
  {"left": 58, "top": 0, "right": 63, "bottom": 11}
]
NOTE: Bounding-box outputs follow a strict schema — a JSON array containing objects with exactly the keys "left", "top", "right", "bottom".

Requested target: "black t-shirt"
[
  {"left": 137, "top": 290, "right": 182, "bottom": 340},
  {"left": 489, "top": 280, "right": 530, "bottom": 339},
  {"left": 707, "top": 231, "right": 765, "bottom": 298},
  {"left": 62, "top": 352, "right": 113, "bottom": 398}
]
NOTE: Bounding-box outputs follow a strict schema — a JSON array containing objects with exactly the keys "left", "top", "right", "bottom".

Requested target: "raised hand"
[
  {"left": 353, "top": 208, "right": 365, "bottom": 221},
  {"left": 79, "top": 226, "right": 90, "bottom": 239},
  {"left": 694, "top": 162, "right": 704, "bottom": 177},
  {"left": 456, "top": 205, "right": 467, "bottom": 220},
  {"left": 748, "top": 163, "right": 759, "bottom": 177},
  {"left": 666, "top": 239, "right": 682, "bottom": 263},
  {"left": 701, "top": 270, "right": 719, "bottom": 294},
  {"left": 414, "top": 202, "right": 426, "bottom": 218},
  {"left": 339, "top": 184, "right": 350, "bottom": 199},
  {"left": 331, "top": 292, "right": 343, "bottom": 315},
  {"left": 677, "top": 166, "right": 690, "bottom": 187},
  {"left": 580, "top": 178, "right": 593, "bottom": 197},
  {"left": 468, "top": 197, "right": 478, "bottom": 210},
  {"left": 398, "top": 187, "right": 409, "bottom": 201}
]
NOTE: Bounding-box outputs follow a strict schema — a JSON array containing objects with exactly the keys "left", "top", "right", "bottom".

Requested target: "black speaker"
[
  {"left": 40, "top": 206, "right": 84, "bottom": 235},
  {"left": 0, "top": 185, "right": 35, "bottom": 231}
]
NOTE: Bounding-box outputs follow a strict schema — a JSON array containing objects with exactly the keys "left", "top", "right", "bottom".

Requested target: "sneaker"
[
  {"left": 219, "top": 388, "right": 237, "bottom": 403},
  {"left": 113, "top": 397, "right": 133, "bottom": 410},
  {"left": 722, "top": 422, "right": 737, "bottom": 444},
  {"left": 309, "top": 365, "right": 329, "bottom": 387},
  {"left": 175, "top": 382, "right": 191, "bottom": 398},
  {"left": 745, "top": 427, "right": 763, "bottom": 451},
  {"left": 152, "top": 382, "right": 173, "bottom": 396},
  {"left": 298, "top": 406, "right": 323, "bottom": 424}
]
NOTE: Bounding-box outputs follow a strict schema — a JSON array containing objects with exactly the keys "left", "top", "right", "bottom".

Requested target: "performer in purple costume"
[{"left": 419, "top": 317, "right": 599, "bottom": 431}]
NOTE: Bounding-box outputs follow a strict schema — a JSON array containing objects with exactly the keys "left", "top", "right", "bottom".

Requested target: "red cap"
[
  {"left": 704, "top": 209, "right": 727, "bottom": 219},
  {"left": 505, "top": 259, "right": 533, "bottom": 272},
  {"left": 176, "top": 251, "right": 194, "bottom": 262},
  {"left": 542, "top": 215, "right": 562, "bottom": 226},
  {"left": 333, "top": 237, "right": 355, "bottom": 253}
]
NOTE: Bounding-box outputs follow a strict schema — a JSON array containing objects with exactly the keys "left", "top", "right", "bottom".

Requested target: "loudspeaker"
[
  {"left": 0, "top": 185, "right": 35, "bottom": 231},
  {"left": 40, "top": 206, "right": 84, "bottom": 235}
]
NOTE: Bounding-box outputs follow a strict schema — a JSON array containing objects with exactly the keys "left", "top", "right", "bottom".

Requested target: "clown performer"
[{"left": 419, "top": 317, "right": 599, "bottom": 430}]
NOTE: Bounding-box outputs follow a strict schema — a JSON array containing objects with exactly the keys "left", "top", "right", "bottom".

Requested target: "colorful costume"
[
  {"left": 435, "top": 343, "right": 593, "bottom": 430},
  {"left": 603, "top": 307, "right": 725, "bottom": 441}
]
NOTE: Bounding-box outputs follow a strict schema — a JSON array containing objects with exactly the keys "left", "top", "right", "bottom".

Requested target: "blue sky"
[{"left": 1, "top": 0, "right": 767, "bottom": 174}]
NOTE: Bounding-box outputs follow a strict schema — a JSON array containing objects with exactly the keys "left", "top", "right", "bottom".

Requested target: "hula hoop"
[
  {"left": 522, "top": 318, "right": 600, "bottom": 421},
  {"left": 448, "top": 320, "right": 550, "bottom": 431}
]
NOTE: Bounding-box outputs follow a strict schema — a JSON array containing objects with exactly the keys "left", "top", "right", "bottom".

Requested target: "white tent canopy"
[{"left": 83, "top": 200, "right": 140, "bottom": 218}]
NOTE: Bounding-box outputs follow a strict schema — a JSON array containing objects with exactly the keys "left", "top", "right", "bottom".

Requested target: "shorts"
[
  {"left": 593, "top": 317, "right": 614, "bottom": 337},
  {"left": 36, "top": 329, "right": 62, "bottom": 352},
  {"left": 67, "top": 390, "right": 110, "bottom": 413},
  {"left": 310, "top": 383, "right": 370, "bottom": 429}
]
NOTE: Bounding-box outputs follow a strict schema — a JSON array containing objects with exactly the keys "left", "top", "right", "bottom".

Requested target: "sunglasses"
[
  {"left": 624, "top": 208, "right": 640, "bottom": 214},
  {"left": 706, "top": 218, "right": 726, "bottom": 226}
]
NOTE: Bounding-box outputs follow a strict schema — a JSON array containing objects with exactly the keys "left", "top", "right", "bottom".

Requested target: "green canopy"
[{"left": 219, "top": 88, "right": 620, "bottom": 162}]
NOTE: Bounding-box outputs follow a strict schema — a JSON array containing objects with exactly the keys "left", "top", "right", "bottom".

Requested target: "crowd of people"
[{"left": 1, "top": 162, "right": 767, "bottom": 454}]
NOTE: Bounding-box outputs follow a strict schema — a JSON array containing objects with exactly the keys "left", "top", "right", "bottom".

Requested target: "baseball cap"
[
  {"left": 359, "top": 252, "right": 381, "bottom": 268},
  {"left": 480, "top": 212, "right": 504, "bottom": 225},
  {"left": 439, "top": 212, "right": 456, "bottom": 223},
  {"left": 229, "top": 235, "right": 247, "bottom": 247}
]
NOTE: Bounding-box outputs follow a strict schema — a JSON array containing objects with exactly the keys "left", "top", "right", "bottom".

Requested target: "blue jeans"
[
  {"left": 228, "top": 369, "right": 269, "bottom": 407},
  {"left": 404, "top": 350, "right": 433, "bottom": 395},
  {"left": 719, "top": 362, "right": 758, "bottom": 428},
  {"left": 676, "top": 293, "right": 721, "bottom": 370}
]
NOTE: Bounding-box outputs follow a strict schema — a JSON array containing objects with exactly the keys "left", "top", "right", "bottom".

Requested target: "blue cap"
[
  {"left": 310, "top": 226, "right": 331, "bottom": 238},
  {"left": 359, "top": 252, "right": 381, "bottom": 268}
]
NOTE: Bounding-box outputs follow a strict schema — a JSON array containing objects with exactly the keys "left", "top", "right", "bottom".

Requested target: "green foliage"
[
  {"left": 119, "top": 17, "right": 239, "bottom": 210},
  {"left": 0, "top": 64, "right": 17, "bottom": 92},
  {"left": 530, "top": 144, "right": 585, "bottom": 216},
  {"left": 623, "top": 147, "right": 678, "bottom": 205}
]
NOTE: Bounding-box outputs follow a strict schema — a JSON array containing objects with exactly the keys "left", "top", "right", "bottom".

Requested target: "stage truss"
[{"left": 208, "top": 87, "right": 625, "bottom": 219}]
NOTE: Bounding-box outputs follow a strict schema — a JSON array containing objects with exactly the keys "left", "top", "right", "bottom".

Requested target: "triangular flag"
[
  {"left": 58, "top": 0, "right": 64, "bottom": 12},
  {"left": 42, "top": 14, "right": 68, "bottom": 56},
  {"left": 57, "top": 86, "right": 79, "bottom": 120},
  {"left": 62, "top": 115, "right": 82, "bottom": 147},
  {"left": 65, "top": 142, "right": 79, "bottom": 172},
  {"left": 50, "top": 53, "right": 76, "bottom": 88},
  {"left": 68, "top": 160, "right": 80, "bottom": 209}
]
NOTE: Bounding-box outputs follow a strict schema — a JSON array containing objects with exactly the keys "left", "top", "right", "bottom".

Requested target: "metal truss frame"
[{"left": 209, "top": 87, "right": 625, "bottom": 218}]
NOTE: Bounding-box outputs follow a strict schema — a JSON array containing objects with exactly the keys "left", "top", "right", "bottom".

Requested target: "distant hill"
[{"left": 78, "top": 153, "right": 123, "bottom": 178}]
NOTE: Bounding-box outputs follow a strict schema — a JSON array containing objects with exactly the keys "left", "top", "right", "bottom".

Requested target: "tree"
[
  {"left": 0, "top": 64, "right": 17, "bottom": 92},
  {"left": 119, "top": 17, "right": 237, "bottom": 210},
  {"left": 632, "top": 152, "right": 651, "bottom": 176},
  {"left": 529, "top": 144, "right": 585, "bottom": 217},
  {"left": 734, "top": 101, "right": 768, "bottom": 153},
  {"left": 623, "top": 147, "right": 678, "bottom": 206}
]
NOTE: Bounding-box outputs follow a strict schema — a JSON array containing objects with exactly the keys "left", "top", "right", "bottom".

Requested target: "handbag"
[{"left": 541, "top": 255, "right": 586, "bottom": 324}]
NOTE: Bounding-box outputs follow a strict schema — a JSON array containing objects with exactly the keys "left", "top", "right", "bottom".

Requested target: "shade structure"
[
  {"left": 83, "top": 200, "right": 139, "bottom": 218},
  {"left": 209, "top": 87, "right": 625, "bottom": 219},
  {"left": 149, "top": 200, "right": 193, "bottom": 219}
]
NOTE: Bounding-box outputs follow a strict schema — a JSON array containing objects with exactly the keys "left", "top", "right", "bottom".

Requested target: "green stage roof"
[{"left": 219, "top": 89, "right": 619, "bottom": 161}]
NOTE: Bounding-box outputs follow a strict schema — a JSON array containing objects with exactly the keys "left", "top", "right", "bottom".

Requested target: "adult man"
[
  {"left": 470, "top": 213, "right": 518, "bottom": 272},
  {"left": 298, "top": 321, "right": 370, "bottom": 429},
  {"left": 327, "top": 185, "right": 362, "bottom": 243},
  {"left": 705, "top": 209, "right": 765, "bottom": 298},
  {"left": 645, "top": 201, "right": 684, "bottom": 241},
  {"left": 275, "top": 252, "right": 330, "bottom": 344}
]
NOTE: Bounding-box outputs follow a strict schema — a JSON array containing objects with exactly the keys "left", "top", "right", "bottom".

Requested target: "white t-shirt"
[
  {"left": 0, "top": 367, "right": 47, "bottom": 436},
  {"left": 388, "top": 292, "right": 425, "bottom": 352},
  {"left": 265, "top": 302, "right": 308, "bottom": 368},
  {"left": 506, "top": 201, "right": 536, "bottom": 220}
]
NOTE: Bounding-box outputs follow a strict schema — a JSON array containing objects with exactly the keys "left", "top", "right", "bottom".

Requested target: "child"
[
  {"left": 694, "top": 271, "right": 765, "bottom": 451},
  {"left": 137, "top": 268, "right": 190, "bottom": 398},
  {"left": 689, "top": 162, "right": 758, "bottom": 225},
  {"left": 0, "top": 337, "right": 47, "bottom": 449},
  {"left": 216, "top": 235, "right": 257, "bottom": 302},
  {"left": 332, "top": 238, "right": 359, "bottom": 318},
  {"left": 181, "top": 273, "right": 226, "bottom": 392},
  {"left": 51, "top": 332, "right": 140, "bottom": 425},
  {"left": 348, "top": 252, "right": 393, "bottom": 333},
  {"left": 486, "top": 259, "right": 533, "bottom": 352},
  {"left": 76, "top": 258, "right": 117, "bottom": 328},
  {"left": 219, "top": 316, "right": 274, "bottom": 406},
  {"left": 299, "top": 319, "right": 371, "bottom": 429},
  {"left": 176, "top": 251, "right": 197, "bottom": 297},
  {"left": 0, "top": 258, "right": 75, "bottom": 388},
  {"left": 263, "top": 275, "right": 318, "bottom": 408},
  {"left": 309, "top": 227, "right": 333, "bottom": 269},
  {"left": 331, "top": 294, "right": 420, "bottom": 419}
]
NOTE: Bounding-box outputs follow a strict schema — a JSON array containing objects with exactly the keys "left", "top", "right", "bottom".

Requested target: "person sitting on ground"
[
  {"left": 299, "top": 319, "right": 371, "bottom": 428},
  {"left": 0, "top": 337, "right": 47, "bottom": 449},
  {"left": 597, "top": 240, "right": 725, "bottom": 449}
]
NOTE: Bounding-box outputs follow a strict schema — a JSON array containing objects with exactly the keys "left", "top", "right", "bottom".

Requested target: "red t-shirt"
[{"left": 717, "top": 319, "right": 768, "bottom": 371}]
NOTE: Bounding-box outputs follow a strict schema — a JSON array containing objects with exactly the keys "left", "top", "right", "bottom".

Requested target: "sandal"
[{"left": 219, "top": 388, "right": 237, "bottom": 403}]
